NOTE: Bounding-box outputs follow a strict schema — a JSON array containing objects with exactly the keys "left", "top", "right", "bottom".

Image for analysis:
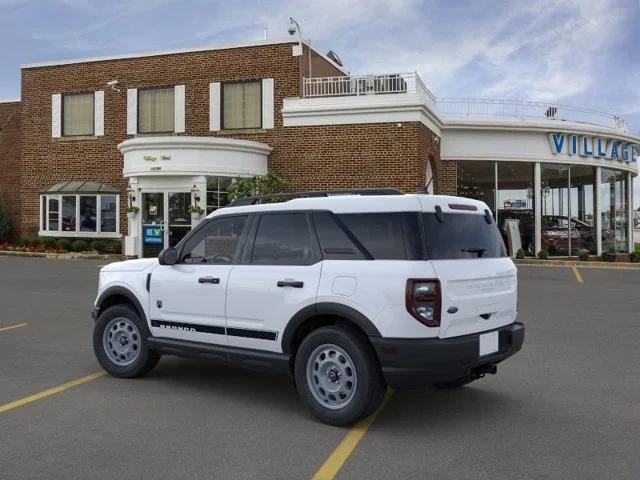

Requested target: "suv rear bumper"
[{"left": 370, "top": 322, "right": 525, "bottom": 390}]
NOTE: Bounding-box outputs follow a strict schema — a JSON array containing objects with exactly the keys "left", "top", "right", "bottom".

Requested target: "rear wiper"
[{"left": 461, "top": 247, "right": 487, "bottom": 258}]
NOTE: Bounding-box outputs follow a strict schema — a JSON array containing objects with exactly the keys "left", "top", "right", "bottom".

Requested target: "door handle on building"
[
  {"left": 277, "top": 280, "right": 304, "bottom": 288},
  {"left": 198, "top": 277, "right": 220, "bottom": 284}
]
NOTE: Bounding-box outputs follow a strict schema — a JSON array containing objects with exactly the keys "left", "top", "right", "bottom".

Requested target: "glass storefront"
[
  {"left": 457, "top": 161, "right": 495, "bottom": 213},
  {"left": 601, "top": 168, "right": 629, "bottom": 253},
  {"left": 569, "top": 165, "right": 596, "bottom": 255},
  {"left": 497, "top": 163, "right": 535, "bottom": 255},
  {"left": 457, "top": 161, "right": 631, "bottom": 256}
]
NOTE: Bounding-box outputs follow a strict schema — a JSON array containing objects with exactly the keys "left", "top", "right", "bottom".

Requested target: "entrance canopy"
[{"left": 41, "top": 180, "right": 119, "bottom": 194}]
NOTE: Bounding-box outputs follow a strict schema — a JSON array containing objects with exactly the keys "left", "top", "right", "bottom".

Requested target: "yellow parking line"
[
  {"left": 311, "top": 389, "right": 394, "bottom": 480},
  {"left": 0, "top": 322, "right": 28, "bottom": 333},
  {"left": 572, "top": 266, "right": 584, "bottom": 284},
  {"left": 0, "top": 371, "right": 106, "bottom": 414}
]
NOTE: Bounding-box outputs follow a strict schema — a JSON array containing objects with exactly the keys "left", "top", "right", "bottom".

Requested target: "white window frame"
[{"left": 39, "top": 194, "right": 120, "bottom": 238}]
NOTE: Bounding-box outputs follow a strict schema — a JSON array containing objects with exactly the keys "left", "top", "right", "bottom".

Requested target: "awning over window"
[{"left": 41, "top": 180, "right": 120, "bottom": 194}]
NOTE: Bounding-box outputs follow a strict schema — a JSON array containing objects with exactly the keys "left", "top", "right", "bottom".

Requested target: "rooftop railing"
[
  {"left": 301, "top": 73, "right": 628, "bottom": 132},
  {"left": 302, "top": 72, "right": 436, "bottom": 105},
  {"left": 436, "top": 98, "right": 628, "bottom": 132}
]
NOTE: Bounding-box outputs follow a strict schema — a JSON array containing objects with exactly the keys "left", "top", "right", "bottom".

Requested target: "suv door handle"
[
  {"left": 198, "top": 277, "right": 220, "bottom": 284},
  {"left": 277, "top": 280, "right": 304, "bottom": 288}
]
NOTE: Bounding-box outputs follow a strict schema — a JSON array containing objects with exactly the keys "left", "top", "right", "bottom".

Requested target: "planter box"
[{"left": 603, "top": 253, "right": 630, "bottom": 263}]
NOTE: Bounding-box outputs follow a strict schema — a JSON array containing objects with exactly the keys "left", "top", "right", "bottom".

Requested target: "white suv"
[{"left": 92, "top": 190, "right": 524, "bottom": 425}]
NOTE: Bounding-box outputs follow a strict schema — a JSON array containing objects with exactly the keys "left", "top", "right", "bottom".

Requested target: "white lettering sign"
[{"left": 548, "top": 133, "right": 638, "bottom": 163}]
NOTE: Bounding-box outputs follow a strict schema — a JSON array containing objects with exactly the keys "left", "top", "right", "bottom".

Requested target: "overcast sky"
[{"left": 1, "top": 0, "right": 639, "bottom": 199}]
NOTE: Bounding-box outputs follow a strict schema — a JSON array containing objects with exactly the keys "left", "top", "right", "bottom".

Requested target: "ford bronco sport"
[{"left": 92, "top": 189, "right": 524, "bottom": 426}]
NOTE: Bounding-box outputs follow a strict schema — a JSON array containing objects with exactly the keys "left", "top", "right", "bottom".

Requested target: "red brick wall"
[
  {"left": 16, "top": 42, "right": 445, "bottom": 240},
  {"left": 0, "top": 101, "right": 21, "bottom": 240}
]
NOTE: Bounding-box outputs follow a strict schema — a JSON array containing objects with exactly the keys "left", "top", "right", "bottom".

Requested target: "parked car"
[{"left": 91, "top": 189, "right": 525, "bottom": 426}]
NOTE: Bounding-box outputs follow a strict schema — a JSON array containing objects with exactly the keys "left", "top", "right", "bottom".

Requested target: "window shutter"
[
  {"left": 262, "top": 78, "right": 274, "bottom": 129},
  {"left": 51, "top": 94, "right": 62, "bottom": 138},
  {"left": 94, "top": 90, "right": 104, "bottom": 136},
  {"left": 174, "top": 85, "right": 185, "bottom": 133},
  {"left": 127, "top": 88, "right": 137, "bottom": 135},
  {"left": 209, "top": 82, "right": 220, "bottom": 131}
]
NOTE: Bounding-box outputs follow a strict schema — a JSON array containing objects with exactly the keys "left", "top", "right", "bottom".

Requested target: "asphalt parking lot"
[{"left": 1, "top": 257, "right": 639, "bottom": 479}]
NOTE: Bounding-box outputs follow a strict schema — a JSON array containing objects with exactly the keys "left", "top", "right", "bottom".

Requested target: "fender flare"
[
  {"left": 281, "top": 302, "right": 381, "bottom": 354},
  {"left": 96, "top": 286, "right": 147, "bottom": 322}
]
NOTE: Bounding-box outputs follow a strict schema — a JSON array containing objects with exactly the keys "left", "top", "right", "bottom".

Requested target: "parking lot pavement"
[{"left": 1, "top": 257, "right": 639, "bottom": 479}]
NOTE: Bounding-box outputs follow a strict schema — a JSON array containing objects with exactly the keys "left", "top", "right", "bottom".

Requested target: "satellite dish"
[{"left": 326, "top": 50, "right": 343, "bottom": 67}]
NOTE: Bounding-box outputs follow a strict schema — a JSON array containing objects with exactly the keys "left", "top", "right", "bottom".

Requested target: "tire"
[
  {"left": 93, "top": 304, "right": 160, "bottom": 378},
  {"left": 294, "top": 325, "right": 385, "bottom": 426},
  {"left": 433, "top": 376, "right": 475, "bottom": 389}
]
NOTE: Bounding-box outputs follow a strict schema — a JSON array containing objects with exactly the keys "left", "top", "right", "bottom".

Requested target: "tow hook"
[{"left": 471, "top": 364, "right": 497, "bottom": 379}]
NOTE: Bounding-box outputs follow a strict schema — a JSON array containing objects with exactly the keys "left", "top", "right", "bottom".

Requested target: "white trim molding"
[
  {"left": 282, "top": 94, "right": 442, "bottom": 135},
  {"left": 118, "top": 136, "right": 271, "bottom": 178},
  {"left": 127, "top": 89, "right": 137, "bottom": 135},
  {"left": 174, "top": 85, "right": 186, "bottom": 133},
  {"left": 51, "top": 94, "right": 62, "bottom": 138},
  {"left": 94, "top": 90, "right": 105, "bottom": 136},
  {"left": 209, "top": 82, "right": 221, "bottom": 132},
  {"left": 262, "top": 78, "right": 275, "bottom": 129}
]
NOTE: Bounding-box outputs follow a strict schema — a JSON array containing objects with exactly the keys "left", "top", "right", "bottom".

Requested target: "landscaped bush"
[
  {"left": 630, "top": 251, "right": 640, "bottom": 263},
  {"left": 71, "top": 239, "right": 89, "bottom": 252},
  {"left": 41, "top": 237, "right": 58, "bottom": 249},
  {"left": 537, "top": 249, "right": 549, "bottom": 260},
  {"left": 0, "top": 192, "right": 9, "bottom": 241},
  {"left": 515, "top": 248, "right": 525, "bottom": 259},
  {"left": 107, "top": 241, "right": 122, "bottom": 254},
  {"left": 57, "top": 238, "right": 72, "bottom": 251},
  {"left": 90, "top": 240, "right": 106, "bottom": 253},
  {"left": 578, "top": 251, "right": 590, "bottom": 262}
]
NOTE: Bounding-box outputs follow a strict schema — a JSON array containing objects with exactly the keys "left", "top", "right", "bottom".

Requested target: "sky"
[{"left": 1, "top": 0, "right": 639, "bottom": 198}]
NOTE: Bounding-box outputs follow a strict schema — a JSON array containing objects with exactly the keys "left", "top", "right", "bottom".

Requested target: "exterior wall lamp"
[
  {"left": 126, "top": 186, "right": 136, "bottom": 203},
  {"left": 191, "top": 184, "right": 201, "bottom": 203}
]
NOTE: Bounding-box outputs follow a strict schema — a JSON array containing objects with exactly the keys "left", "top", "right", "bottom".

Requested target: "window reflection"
[{"left": 497, "top": 163, "right": 535, "bottom": 256}]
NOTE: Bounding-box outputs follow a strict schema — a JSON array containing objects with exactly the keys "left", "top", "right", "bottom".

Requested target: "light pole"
[{"left": 288, "top": 17, "right": 312, "bottom": 86}]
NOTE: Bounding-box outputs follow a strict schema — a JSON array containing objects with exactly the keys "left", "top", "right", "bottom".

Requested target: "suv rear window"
[
  {"left": 338, "top": 213, "right": 405, "bottom": 260},
  {"left": 423, "top": 213, "right": 506, "bottom": 259}
]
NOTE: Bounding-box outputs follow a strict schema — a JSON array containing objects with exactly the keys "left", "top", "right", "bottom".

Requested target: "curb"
[
  {"left": 514, "top": 259, "right": 640, "bottom": 269},
  {"left": 0, "top": 250, "right": 126, "bottom": 260}
]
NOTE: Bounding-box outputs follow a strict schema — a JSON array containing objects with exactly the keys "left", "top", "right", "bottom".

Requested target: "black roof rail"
[{"left": 227, "top": 188, "right": 403, "bottom": 207}]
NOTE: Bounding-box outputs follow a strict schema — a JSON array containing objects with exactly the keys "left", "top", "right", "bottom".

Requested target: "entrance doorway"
[{"left": 141, "top": 192, "right": 191, "bottom": 258}]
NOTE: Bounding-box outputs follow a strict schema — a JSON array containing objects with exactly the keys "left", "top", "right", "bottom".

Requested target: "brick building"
[{"left": 0, "top": 38, "right": 638, "bottom": 258}]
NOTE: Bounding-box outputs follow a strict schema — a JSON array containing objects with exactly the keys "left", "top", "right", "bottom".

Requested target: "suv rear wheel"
[
  {"left": 294, "top": 325, "right": 385, "bottom": 426},
  {"left": 93, "top": 304, "right": 160, "bottom": 378}
]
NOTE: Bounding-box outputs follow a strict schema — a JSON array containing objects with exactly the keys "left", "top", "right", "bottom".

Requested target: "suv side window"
[
  {"left": 180, "top": 215, "right": 248, "bottom": 264},
  {"left": 251, "top": 213, "right": 318, "bottom": 265},
  {"left": 338, "top": 213, "right": 406, "bottom": 260},
  {"left": 313, "top": 211, "right": 366, "bottom": 260}
]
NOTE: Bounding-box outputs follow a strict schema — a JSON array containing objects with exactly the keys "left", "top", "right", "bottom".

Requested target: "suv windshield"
[{"left": 423, "top": 212, "right": 506, "bottom": 259}]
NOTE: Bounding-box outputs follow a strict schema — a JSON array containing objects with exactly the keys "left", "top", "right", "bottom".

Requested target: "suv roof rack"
[{"left": 227, "top": 188, "right": 404, "bottom": 207}]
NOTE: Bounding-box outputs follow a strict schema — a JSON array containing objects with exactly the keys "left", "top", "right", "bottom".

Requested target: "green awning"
[{"left": 41, "top": 180, "right": 120, "bottom": 194}]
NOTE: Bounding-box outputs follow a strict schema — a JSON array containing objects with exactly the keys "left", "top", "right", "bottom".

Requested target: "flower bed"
[{"left": 0, "top": 237, "right": 122, "bottom": 255}]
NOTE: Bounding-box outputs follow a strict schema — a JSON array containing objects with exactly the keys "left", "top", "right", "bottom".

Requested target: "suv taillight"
[{"left": 405, "top": 279, "right": 441, "bottom": 327}]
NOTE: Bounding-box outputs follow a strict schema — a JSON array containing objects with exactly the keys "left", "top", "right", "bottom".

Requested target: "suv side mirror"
[{"left": 158, "top": 248, "right": 178, "bottom": 265}]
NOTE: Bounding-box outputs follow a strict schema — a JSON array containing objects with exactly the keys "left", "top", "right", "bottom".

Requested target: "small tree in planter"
[
  {"left": 227, "top": 172, "right": 287, "bottom": 202},
  {"left": 515, "top": 248, "right": 525, "bottom": 259},
  {"left": 577, "top": 250, "right": 590, "bottom": 262},
  {"left": 602, "top": 246, "right": 617, "bottom": 262},
  {"left": 537, "top": 249, "right": 549, "bottom": 260}
]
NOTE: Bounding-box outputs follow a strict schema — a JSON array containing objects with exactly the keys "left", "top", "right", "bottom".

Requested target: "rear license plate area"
[{"left": 479, "top": 331, "right": 499, "bottom": 356}]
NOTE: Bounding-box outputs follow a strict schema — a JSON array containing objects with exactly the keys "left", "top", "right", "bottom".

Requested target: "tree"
[
  {"left": 0, "top": 192, "right": 9, "bottom": 241},
  {"left": 226, "top": 172, "right": 287, "bottom": 202}
]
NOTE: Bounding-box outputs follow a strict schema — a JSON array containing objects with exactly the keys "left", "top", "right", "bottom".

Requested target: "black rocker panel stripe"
[
  {"left": 226, "top": 327, "right": 277, "bottom": 341},
  {"left": 150, "top": 320, "right": 277, "bottom": 341}
]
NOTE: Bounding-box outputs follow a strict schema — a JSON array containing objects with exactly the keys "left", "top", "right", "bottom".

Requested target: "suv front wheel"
[
  {"left": 93, "top": 304, "right": 160, "bottom": 378},
  {"left": 294, "top": 325, "right": 385, "bottom": 426}
]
